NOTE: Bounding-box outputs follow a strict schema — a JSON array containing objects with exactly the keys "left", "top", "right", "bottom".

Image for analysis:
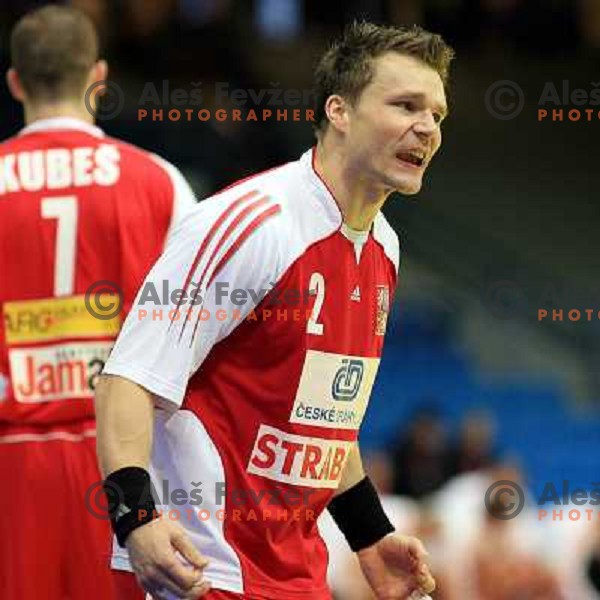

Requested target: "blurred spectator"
[
  {"left": 429, "top": 462, "right": 567, "bottom": 599},
  {"left": 557, "top": 519, "right": 600, "bottom": 599},
  {"left": 362, "top": 451, "right": 395, "bottom": 494},
  {"left": 472, "top": 507, "right": 564, "bottom": 599},
  {"left": 391, "top": 405, "right": 452, "bottom": 498},
  {"left": 447, "top": 410, "right": 497, "bottom": 477}
]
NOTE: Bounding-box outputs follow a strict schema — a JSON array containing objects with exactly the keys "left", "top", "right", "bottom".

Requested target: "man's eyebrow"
[{"left": 390, "top": 92, "right": 448, "bottom": 116}]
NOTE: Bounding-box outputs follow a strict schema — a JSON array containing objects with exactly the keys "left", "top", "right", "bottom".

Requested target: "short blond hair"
[
  {"left": 313, "top": 21, "right": 455, "bottom": 133},
  {"left": 10, "top": 5, "right": 99, "bottom": 101}
]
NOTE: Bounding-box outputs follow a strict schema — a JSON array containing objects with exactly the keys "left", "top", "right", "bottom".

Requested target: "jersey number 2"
[
  {"left": 41, "top": 196, "right": 78, "bottom": 296},
  {"left": 306, "top": 272, "right": 325, "bottom": 335}
]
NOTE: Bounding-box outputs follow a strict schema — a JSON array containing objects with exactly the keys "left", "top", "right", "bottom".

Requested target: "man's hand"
[
  {"left": 357, "top": 534, "right": 435, "bottom": 600},
  {"left": 126, "top": 517, "right": 211, "bottom": 599}
]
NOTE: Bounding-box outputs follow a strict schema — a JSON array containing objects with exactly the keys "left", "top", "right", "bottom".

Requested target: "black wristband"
[
  {"left": 327, "top": 476, "right": 394, "bottom": 552},
  {"left": 104, "top": 467, "right": 158, "bottom": 547}
]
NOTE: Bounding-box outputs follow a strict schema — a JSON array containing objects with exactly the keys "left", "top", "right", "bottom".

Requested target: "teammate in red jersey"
[
  {"left": 95, "top": 22, "right": 454, "bottom": 600},
  {"left": 0, "top": 6, "right": 196, "bottom": 600}
]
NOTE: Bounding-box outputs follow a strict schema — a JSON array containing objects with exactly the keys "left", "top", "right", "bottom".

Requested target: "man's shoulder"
[
  {"left": 0, "top": 132, "right": 21, "bottom": 154},
  {"left": 187, "top": 158, "right": 298, "bottom": 238},
  {"left": 103, "top": 135, "right": 178, "bottom": 180},
  {"left": 179, "top": 180, "right": 290, "bottom": 253},
  {"left": 207, "top": 157, "right": 299, "bottom": 206},
  {"left": 172, "top": 153, "right": 342, "bottom": 269},
  {"left": 103, "top": 136, "right": 200, "bottom": 214},
  {"left": 0, "top": 128, "right": 178, "bottom": 186}
]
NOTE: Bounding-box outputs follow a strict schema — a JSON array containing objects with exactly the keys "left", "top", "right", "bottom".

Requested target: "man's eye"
[
  {"left": 395, "top": 101, "right": 414, "bottom": 111},
  {"left": 433, "top": 112, "right": 444, "bottom": 124}
]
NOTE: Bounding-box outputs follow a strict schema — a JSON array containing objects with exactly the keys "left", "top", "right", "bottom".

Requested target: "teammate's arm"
[{"left": 95, "top": 375, "right": 211, "bottom": 599}]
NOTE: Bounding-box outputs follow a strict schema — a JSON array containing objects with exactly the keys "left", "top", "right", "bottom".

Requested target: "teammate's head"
[
  {"left": 7, "top": 5, "right": 106, "bottom": 120},
  {"left": 313, "top": 22, "right": 454, "bottom": 195}
]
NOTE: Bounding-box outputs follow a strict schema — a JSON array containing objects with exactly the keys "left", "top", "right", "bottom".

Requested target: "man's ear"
[
  {"left": 6, "top": 68, "right": 26, "bottom": 103},
  {"left": 324, "top": 94, "right": 351, "bottom": 135},
  {"left": 88, "top": 59, "right": 108, "bottom": 88},
  {"left": 83, "top": 60, "right": 108, "bottom": 113}
]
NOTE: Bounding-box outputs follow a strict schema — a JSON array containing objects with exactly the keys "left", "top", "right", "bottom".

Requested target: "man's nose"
[{"left": 413, "top": 111, "right": 437, "bottom": 136}]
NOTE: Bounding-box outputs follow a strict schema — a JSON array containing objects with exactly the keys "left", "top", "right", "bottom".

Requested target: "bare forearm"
[
  {"left": 335, "top": 442, "right": 365, "bottom": 496},
  {"left": 94, "top": 374, "right": 154, "bottom": 476}
]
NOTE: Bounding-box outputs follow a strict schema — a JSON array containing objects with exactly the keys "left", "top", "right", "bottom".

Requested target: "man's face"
[{"left": 344, "top": 52, "right": 448, "bottom": 195}]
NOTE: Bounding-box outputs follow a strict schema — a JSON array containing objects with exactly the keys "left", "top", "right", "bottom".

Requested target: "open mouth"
[{"left": 396, "top": 150, "right": 426, "bottom": 168}]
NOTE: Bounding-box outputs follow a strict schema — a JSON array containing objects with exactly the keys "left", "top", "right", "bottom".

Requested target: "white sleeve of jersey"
[{"left": 103, "top": 190, "right": 283, "bottom": 408}]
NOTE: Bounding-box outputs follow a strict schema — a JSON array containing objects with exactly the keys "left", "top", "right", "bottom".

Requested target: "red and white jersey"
[
  {"left": 103, "top": 148, "right": 399, "bottom": 599},
  {"left": 0, "top": 117, "right": 195, "bottom": 433}
]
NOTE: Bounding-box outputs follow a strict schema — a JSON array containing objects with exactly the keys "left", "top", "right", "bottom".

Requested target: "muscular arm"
[
  {"left": 95, "top": 374, "right": 210, "bottom": 598},
  {"left": 94, "top": 374, "right": 154, "bottom": 476},
  {"left": 335, "top": 442, "right": 366, "bottom": 496}
]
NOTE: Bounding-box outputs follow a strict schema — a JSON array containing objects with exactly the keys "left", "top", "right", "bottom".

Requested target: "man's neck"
[
  {"left": 313, "top": 140, "right": 389, "bottom": 231},
  {"left": 24, "top": 102, "right": 94, "bottom": 127}
]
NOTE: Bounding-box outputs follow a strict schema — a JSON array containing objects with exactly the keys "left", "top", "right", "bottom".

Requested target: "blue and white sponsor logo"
[
  {"left": 331, "top": 359, "right": 364, "bottom": 401},
  {"left": 289, "top": 350, "right": 379, "bottom": 431}
]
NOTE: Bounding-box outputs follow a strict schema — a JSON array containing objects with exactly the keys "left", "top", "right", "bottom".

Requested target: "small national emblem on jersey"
[{"left": 375, "top": 285, "right": 390, "bottom": 336}]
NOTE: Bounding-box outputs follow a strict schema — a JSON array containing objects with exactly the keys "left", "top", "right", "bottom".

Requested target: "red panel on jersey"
[{"left": 0, "top": 125, "right": 174, "bottom": 429}]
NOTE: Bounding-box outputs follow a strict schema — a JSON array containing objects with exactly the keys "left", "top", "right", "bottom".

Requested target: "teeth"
[{"left": 397, "top": 150, "right": 426, "bottom": 166}]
